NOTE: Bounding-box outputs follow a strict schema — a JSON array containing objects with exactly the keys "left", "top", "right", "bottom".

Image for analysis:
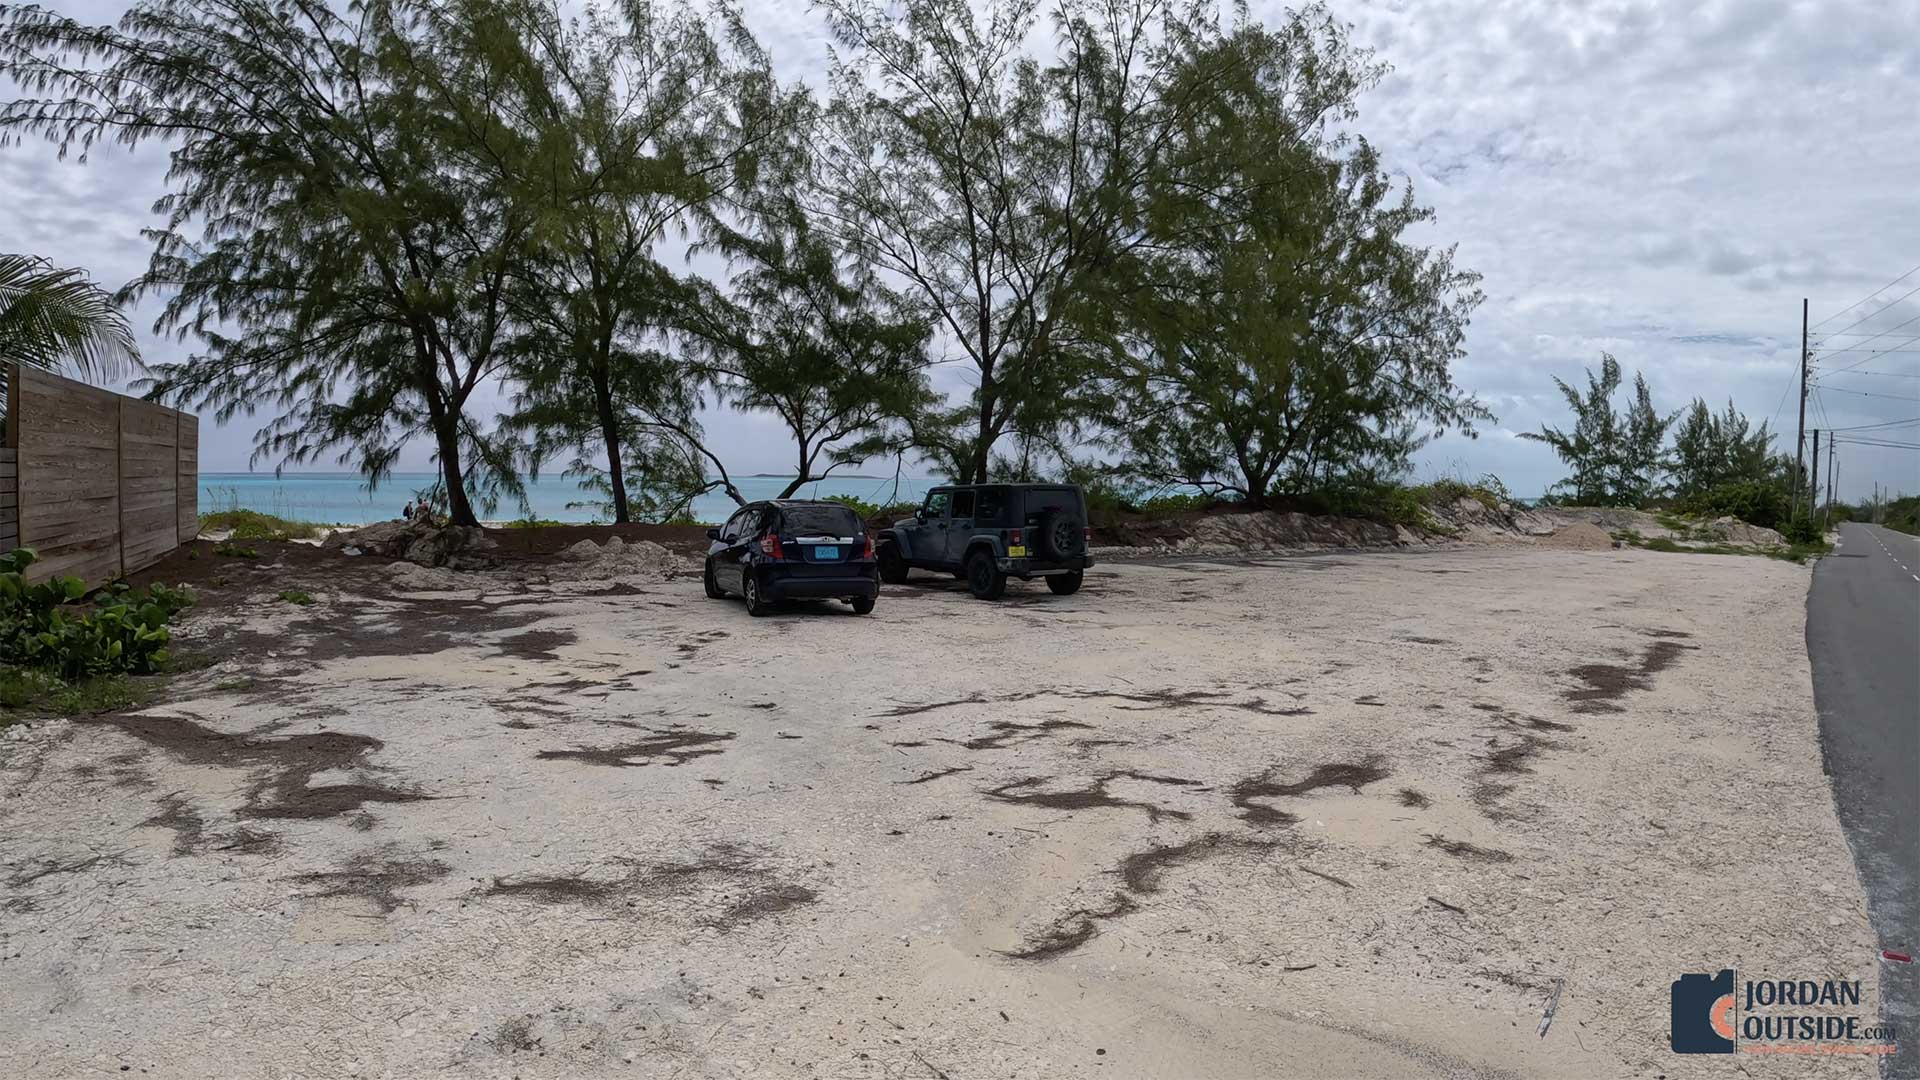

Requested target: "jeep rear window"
[
  {"left": 1017, "top": 487, "right": 1081, "bottom": 516},
  {"left": 779, "top": 505, "right": 862, "bottom": 535}
]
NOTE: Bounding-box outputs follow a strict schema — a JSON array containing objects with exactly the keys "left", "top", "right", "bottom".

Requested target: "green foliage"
[
  {"left": 1418, "top": 478, "right": 1508, "bottom": 512},
  {"left": 1091, "top": 11, "right": 1486, "bottom": 507},
  {"left": 214, "top": 542, "right": 257, "bottom": 559},
  {"left": 1681, "top": 480, "right": 1792, "bottom": 531},
  {"left": 1670, "top": 399, "right": 1779, "bottom": 500},
  {"left": 200, "top": 508, "right": 321, "bottom": 541},
  {"left": 1522, "top": 354, "right": 1675, "bottom": 507},
  {"left": 501, "top": 518, "right": 568, "bottom": 529},
  {"left": 1780, "top": 512, "right": 1824, "bottom": 545},
  {"left": 819, "top": 494, "right": 882, "bottom": 520},
  {"left": 0, "top": 549, "right": 193, "bottom": 680},
  {"left": 1, "top": 668, "right": 151, "bottom": 720},
  {"left": 0, "top": 252, "right": 140, "bottom": 383},
  {"left": 1882, "top": 496, "right": 1920, "bottom": 536},
  {"left": 277, "top": 590, "right": 313, "bottom": 606}
]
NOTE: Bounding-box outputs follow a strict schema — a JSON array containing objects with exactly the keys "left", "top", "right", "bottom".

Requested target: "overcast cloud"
[{"left": 5, "top": 0, "right": 1917, "bottom": 499}]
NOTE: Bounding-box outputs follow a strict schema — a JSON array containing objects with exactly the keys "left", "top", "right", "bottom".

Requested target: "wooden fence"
[{"left": 3, "top": 365, "right": 199, "bottom": 584}]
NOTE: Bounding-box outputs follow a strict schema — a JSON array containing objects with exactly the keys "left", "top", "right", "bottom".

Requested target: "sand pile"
[
  {"left": 323, "top": 519, "right": 498, "bottom": 569},
  {"left": 1537, "top": 522, "right": 1616, "bottom": 551},
  {"left": 543, "top": 535, "right": 681, "bottom": 582}
]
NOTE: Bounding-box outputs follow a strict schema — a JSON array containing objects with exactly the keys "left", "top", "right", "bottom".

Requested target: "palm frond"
[{"left": 0, "top": 253, "right": 142, "bottom": 383}]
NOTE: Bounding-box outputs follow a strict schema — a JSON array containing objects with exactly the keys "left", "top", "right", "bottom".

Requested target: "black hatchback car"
[{"left": 702, "top": 499, "right": 878, "bottom": 616}]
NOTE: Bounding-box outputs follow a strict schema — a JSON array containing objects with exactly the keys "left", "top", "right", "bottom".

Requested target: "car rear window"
[{"left": 779, "top": 505, "right": 862, "bottom": 535}]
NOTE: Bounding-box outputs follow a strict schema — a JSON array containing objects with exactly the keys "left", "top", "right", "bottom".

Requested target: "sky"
[{"left": 5, "top": 0, "right": 1919, "bottom": 501}]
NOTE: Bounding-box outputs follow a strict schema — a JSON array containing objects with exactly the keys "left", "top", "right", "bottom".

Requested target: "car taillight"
[
  {"left": 1009, "top": 528, "right": 1023, "bottom": 546},
  {"left": 853, "top": 533, "right": 870, "bottom": 558},
  {"left": 1083, "top": 526, "right": 1092, "bottom": 543},
  {"left": 760, "top": 533, "right": 784, "bottom": 559}
]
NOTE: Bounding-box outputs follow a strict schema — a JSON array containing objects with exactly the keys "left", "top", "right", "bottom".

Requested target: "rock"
[{"left": 1702, "top": 516, "right": 1785, "bottom": 547}]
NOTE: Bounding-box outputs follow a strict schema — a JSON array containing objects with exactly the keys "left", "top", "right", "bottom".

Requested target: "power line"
[
  {"left": 1811, "top": 282, "right": 1920, "bottom": 339},
  {"left": 1822, "top": 369, "right": 1920, "bottom": 379},
  {"left": 1835, "top": 437, "right": 1920, "bottom": 451},
  {"left": 1819, "top": 334, "right": 1920, "bottom": 374},
  {"left": 1810, "top": 384, "right": 1920, "bottom": 403},
  {"left": 1825, "top": 416, "right": 1920, "bottom": 432},
  {"left": 1811, "top": 263, "right": 1920, "bottom": 332}
]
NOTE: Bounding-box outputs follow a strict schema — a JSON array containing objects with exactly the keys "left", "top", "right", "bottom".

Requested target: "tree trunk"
[
  {"left": 593, "top": 376, "right": 630, "bottom": 523},
  {"left": 430, "top": 411, "right": 478, "bottom": 527}
]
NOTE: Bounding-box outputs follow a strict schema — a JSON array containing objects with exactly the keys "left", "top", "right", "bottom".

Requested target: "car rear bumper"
[
  {"left": 763, "top": 573, "right": 879, "bottom": 600},
  {"left": 997, "top": 556, "right": 1093, "bottom": 575}
]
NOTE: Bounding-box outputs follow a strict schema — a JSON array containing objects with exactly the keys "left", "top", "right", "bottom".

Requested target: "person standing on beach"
[{"left": 402, "top": 499, "right": 416, "bottom": 521}]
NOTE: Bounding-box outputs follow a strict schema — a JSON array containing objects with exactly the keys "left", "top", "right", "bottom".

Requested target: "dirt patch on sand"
[
  {"left": 1564, "top": 639, "right": 1694, "bottom": 712},
  {"left": 85, "top": 713, "right": 423, "bottom": 821},
  {"left": 534, "top": 727, "right": 734, "bottom": 768},
  {"left": 481, "top": 844, "right": 816, "bottom": 931},
  {"left": 1424, "top": 835, "right": 1515, "bottom": 864},
  {"left": 1230, "top": 756, "right": 1391, "bottom": 827},
  {"left": 288, "top": 849, "right": 452, "bottom": 913},
  {"left": 1008, "top": 833, "right": 1284, "bottom": 960},
  {"left": 985, "top": 772, "right": 1198, "bottom": 822}
]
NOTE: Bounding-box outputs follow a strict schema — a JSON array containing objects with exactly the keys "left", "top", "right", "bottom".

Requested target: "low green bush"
[
  {"left": 199, "top": 508, "right": 324, "bottom": 541},
  {"left": 0, "top": 549, "right": 194, "bottom": 680},
  {"left": 214, "top": 542, "right": 258, "bottom": 558},
  {"left": 278, "top": 590, "right": 314, "bottom": 606},
  {"left": 1679, "top": 480, "right": 1791, "bottom": 532}
]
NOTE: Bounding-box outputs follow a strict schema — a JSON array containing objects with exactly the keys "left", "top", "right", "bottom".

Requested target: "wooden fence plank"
[{"left": 7, "top": 367, "right": 197, "bottom": 584}]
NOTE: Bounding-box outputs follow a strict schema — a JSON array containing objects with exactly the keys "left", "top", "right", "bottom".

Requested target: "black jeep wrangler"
[{"left": 876, "top": 484, "right": 1093, "bottom": 599}]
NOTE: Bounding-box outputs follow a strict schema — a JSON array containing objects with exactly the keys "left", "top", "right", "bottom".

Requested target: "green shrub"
[
  {"left": 199, "top": 508, "right": 323, "bottom": 541},
  {"left": 214, "top": 542, "right": 258, "bottom": 558},
  {"left": 819, "top": 494, "right": 883, "bottom": 520},
  {"left": 1779, "top": 512, "right": 1824, "bottom": 545},
  {"left": 502, "top": 517, "right": 568, "bottom": 529},
  {"left": 278, "top": 590, "right": 314, "bottom": 606},
  {"left": 0, "top": 549, "right": 194, "bottom": 680},
  {"left": 1680, "top": 480, "right": 1791, "bottom": 531}
]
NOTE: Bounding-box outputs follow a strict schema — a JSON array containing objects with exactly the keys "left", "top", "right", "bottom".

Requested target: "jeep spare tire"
[{"left": 1036, "top": 508, "right": 1084, "bottom": 560}]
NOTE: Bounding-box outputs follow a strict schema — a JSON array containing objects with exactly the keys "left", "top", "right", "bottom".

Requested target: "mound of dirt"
[
  {"left": 322, "top": 519, "right": 499, "bottom": 569},
  {"left": 1537, "top": 522, "right": 1616, "bottom": 551},
  {"left": 541, "top": 535, "right": 682, "bottom": 582},
  {"left": 1703, "top": 516, "right": 1785, "bottom": 546}
]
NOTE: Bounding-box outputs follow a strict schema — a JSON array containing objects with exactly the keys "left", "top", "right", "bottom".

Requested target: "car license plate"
[
  {"left": 1008, "top": 545, "right": 1026, "bottom": 557},
  {"left": 813, "top": 545, "right": 840, "bottom": 560}
]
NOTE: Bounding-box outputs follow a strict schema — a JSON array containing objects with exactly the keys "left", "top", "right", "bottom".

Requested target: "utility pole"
[
  {"left": 1826, "top": 432, "right": 1838, "bottom": 530},
  {"left": 1809, "top": 429, "right": 1821, "bottom": 520},
  {"left": 1794, "top": 298, "right": 1809, "bottom": 514}
]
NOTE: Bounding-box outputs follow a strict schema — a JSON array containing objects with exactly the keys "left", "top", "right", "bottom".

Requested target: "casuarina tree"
[{"left": 0, "top": 0, "right": 547, "bottom": 524}]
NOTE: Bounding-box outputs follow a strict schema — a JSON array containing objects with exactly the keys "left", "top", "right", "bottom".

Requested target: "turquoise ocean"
[{"left": 198, "top": 472, "right": 940, "bottom": 526}]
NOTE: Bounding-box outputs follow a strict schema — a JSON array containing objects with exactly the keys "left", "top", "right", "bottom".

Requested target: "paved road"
[{"left": 1810, "top": 522, "right": 1920, "bottom": 1076}]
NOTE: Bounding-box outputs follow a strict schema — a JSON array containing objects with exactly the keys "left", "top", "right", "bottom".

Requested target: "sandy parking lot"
[{"left": 0, "top": 544, "right": 1881, "bottom": 1078}]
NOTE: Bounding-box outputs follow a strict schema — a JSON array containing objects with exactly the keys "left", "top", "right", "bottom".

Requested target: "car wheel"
[
  {"left": 849, "top": 594, "right": 876, "bottom": 615},
  {"left": 965, "top": 550, "right": 1006, "bottom": 600},
  {"left": 703, "top": 560, "right": 725, "bottom": 598},
  {"left": 743, "top": 574, "right": 771, "bottom": 617},
  {"left": 877, "top": 542, "right": 909, "bottom": 584},
  {"left": 1046, "top": 570, "right": 1084, "bottom": 595}
]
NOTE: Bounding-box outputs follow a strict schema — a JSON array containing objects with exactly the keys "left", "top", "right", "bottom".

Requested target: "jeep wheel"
[
  {"left": 703, "top": 560, "right": 725, "bottom": 598},
  {"left": 743, "top": 575, "right": 772, "bottom": 617},
  {"left": 877, "top": 541, "right": 909, "bottom": 584},
  {"left": 1046, "top": 570, "right": 1084, "bottom": 596},
  {"left": 849, "top": 594, "right": 876, "bottom": 615},
  {"left": 965, "top": 550, "right": 1006, "bottom": 600}
]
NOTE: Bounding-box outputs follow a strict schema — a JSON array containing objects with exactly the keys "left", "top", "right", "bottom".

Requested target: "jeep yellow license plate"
[{"left": 1008, "top": 545, "right": 1026, "bottom": 557}]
